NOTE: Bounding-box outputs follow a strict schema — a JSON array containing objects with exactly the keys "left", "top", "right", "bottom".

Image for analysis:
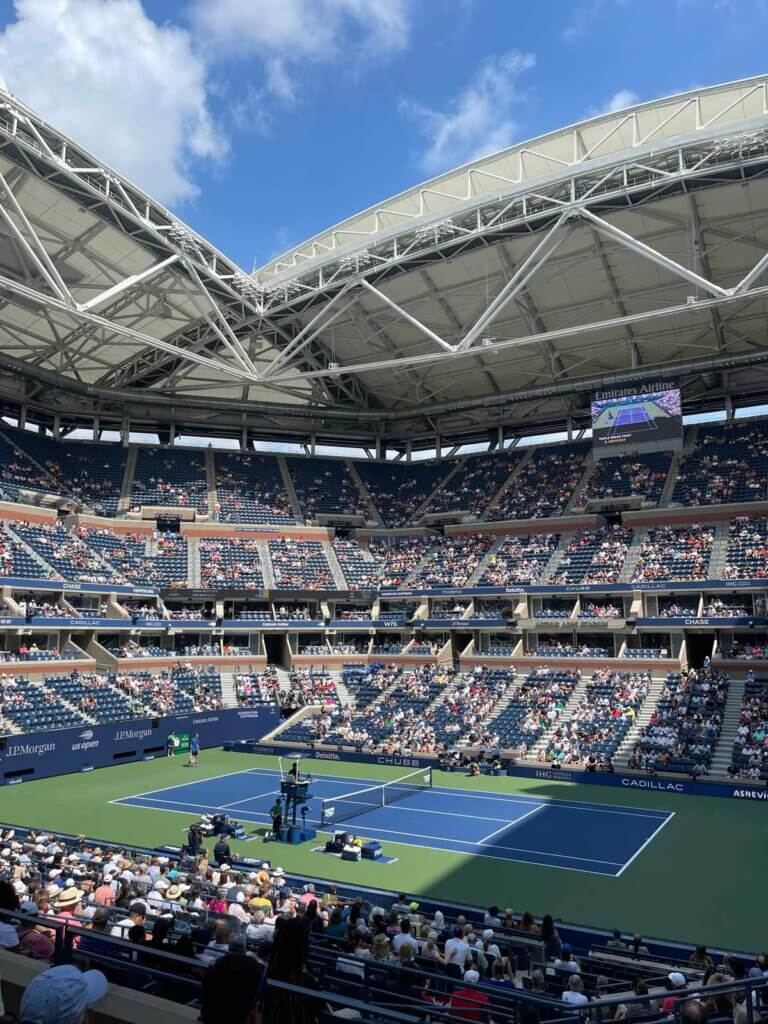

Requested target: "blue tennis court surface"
[
  {"left": 613, "top": 405, "right": 652, "bottom": 424},
  {"left": 112, "top": 767, "right": 673, "bottom": 877}
]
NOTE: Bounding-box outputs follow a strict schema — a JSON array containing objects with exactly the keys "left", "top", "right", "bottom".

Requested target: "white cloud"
[
  {"left": 400, "top": 51, "right": 536, "bottom": 176},
  {"left": 591, "top": 89, "right": 640, "bottom": 116},
  {"left": 192, "top": 0, "right": 411, "bottom": 95},
  {"left": 0, "top": 0, "right": 224, "bottom": 206}
]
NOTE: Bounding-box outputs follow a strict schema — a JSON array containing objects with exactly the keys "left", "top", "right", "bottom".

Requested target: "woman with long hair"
[
  {"left": 540, "top": 914, "right": 562, "bottom": 959},
  {"left": 0, "top": 879, "right": 20, "bottom": 912},
  {"left": 261, "top": 916, "right": 316, "bottom": 1024}
]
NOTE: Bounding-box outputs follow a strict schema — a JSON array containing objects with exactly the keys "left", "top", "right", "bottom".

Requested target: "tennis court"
[{"left": 112, "top": 765, "right": 674, "bottom": 877}]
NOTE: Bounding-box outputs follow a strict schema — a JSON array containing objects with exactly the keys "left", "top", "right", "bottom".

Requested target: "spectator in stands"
[
  {"left": 110, "top": 899, "right": 147, "bottom": 939},
  {"left": 562, "top": 974, "right": 589, "bottom": 1007},
  {"left": 18, "top": 964, "right": 108, "bottom": 1024},
  {"left": 450, "top": 968, "right": 491, "bottom": 1022},
  {"left": 260, "top": 917, "right": 316, "bottom": 1024},
  {"left": 200, "top": 952, "right": 262, "bottom": 1024}
]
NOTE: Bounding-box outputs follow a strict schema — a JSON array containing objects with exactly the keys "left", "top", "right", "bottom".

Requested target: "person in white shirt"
[
  {"left": 110, "top": 901, "right": 147, "bottom": 939},
  {"left": 562, "top": 975, "right": 589, "bottom": 1006},
  {"left": 228, "top": 893, "right": 251, "bottom": 925},
  {"left": 392, "top": 918, "right": 420, "bottom": 954},
  {"left": 445, "top": 928, "right": 472, "bottom": 970},
  {"left": 554, "top": 947, "right": 581, "bottom": 973},
  {"left": 246, "top": 910, "right": 275, "bottom": 945}
]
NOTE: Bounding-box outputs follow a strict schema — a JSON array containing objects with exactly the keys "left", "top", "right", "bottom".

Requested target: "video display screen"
[{"left": 592, "top": 387, "right": 682, "bottom": 452}]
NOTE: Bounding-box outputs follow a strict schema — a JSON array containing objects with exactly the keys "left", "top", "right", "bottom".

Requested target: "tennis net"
[{"left": 320, "top": 766, "right": 433, "bottom": 828}]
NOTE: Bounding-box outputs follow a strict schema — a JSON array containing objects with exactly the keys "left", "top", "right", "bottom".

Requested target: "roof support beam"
[
  {"left": 454, "top": 213, "right": 571, "bottom": 352},
  {"left": 260, "top": 282, "right": 357, "bottom": 380},
  {"left": 359, "top": 279, "right": 455, "bottom": 353},
  {"left": 0, "top": 271, "right": 258, "bottom": 383},
  {"left": 79, "top": 254, "right": 180, "bottom": 312},
  {"left": 261, "top": 278, "right": 768, "bottom": 385},
  {"left": 0, "top": 167, "right": 75, "bottom": 305},
  {"left": 579, "top": 207, "right": 730, "bottom": 298},
  {"left": 178, "top": 262, "right": 259, "bottom": 377}
]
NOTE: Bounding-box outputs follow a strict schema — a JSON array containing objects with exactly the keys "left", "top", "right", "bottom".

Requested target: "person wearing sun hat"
[{"left": 19, "top": 963, "right": 108, "bottom": 1024}]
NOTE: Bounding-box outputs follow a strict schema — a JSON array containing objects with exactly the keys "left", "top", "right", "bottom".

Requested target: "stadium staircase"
[
  {"left": 540, "top": 533, "right": 574, "bottom": 583},
  {"left": 187, "top": 538, "right": 201, "bottom": 587},
  {"left": 205, "top": 449, "right": 218, "bottom": 518},
  {"left": 277, "top": 455, "right": 303, "bottom": 521},
  {"left": 258, "top": 541, "right": 276, "bottom": 588},
  {"left": 331, "top": 670, "right": 353, "bottom": 707},
  {"left": 403, "top": 537, "right": 441, "bottom": 586},
  {"left": 618, "top": 528, "right": 648, "bottom": 583},
  {"left": 323, "top": 542, "right": 348, "bottom": 589},
  {"left": 707, "top": 521, "right": 730, "bottom": 579},
  {"left": 483, "top": 447, "right": 534, "bottom": 519},
  {"left": 117, "top": 446, "right": 137, "bottom": 514},
  {"left": 660, "top": 452, "right": 681, "bottom": 506},
  {"left": 615, "top": 674, "right": 668, "bottom": 766},
  {"left": 526, "top": 673, "right": 592, "bottom": 760},
  {"left": 471, "top": 675, "right": 523, "bottom": 741},
  {"left": 218, "top": 670, "right": 239, "bottom": 708},
  {"left": 709, "top": 677, "right": 747, "bottom": 778},
  {"left": 275, "top": 667, "right": 293, "bottom": 694},
  {"left": 413, "top": 459, "right": 464, "bottom": 520},
  {"left": 466, "top": 535, "right": 509, "bottom": 585},
  {"left": 565, "top": 451, "right": 595, "bottom": 512},
  {"left": 3, "top": 522, "right": 58, "bottom": 577},
  {"left": 345, "top": 460, "right": 383, "bottom": 525}
]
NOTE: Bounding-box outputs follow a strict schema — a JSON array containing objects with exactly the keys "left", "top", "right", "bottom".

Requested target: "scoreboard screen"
[{"left": 591, "top": 386, "right": 682, "bottom": 457}]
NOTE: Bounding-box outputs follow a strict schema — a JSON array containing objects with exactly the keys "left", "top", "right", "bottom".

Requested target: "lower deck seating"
[
  {"left": 487, "top": 668, "right": 579, "bottom": 752},
  {"left": 544, "top": 670, "right": 649, "bottom": 765},
  {"left": 631, "top": 668, "right": 729, "bottom": 774},
  {"left": 108, "top": 667, "right": 222, "bottom": 716},
  {"left": 730, "top": 674, "right": 768, "bottom": 780},
  {"left": 0, "top": 675, "right": 86, "bottom": 732}
]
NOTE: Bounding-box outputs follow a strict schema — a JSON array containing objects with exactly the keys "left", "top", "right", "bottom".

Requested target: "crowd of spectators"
[
  {"left": 200, "top": 538, "right": 264, "bottom": 590},
  {"left": 410, "top": 534, "right": 495, "bottom": 589},
  {"left": 729, "top": 671, "right": 768, "bottom": 780},
  {"left": 673, "top": 420, "right": 768, "bottom": 506},
  {"left": 0, "top": 826, "right": 757, "bottom": 1024},
  {"left": 110, "top": 666, "right": 222, "bottom": 715},
  {"left": 489, "top": 668, "right": 579, "bottom": 752},
  {"left": 492, "top": 443, "right": 589, "bottom": 520},
  {"left": 632, "top": 526, "right": 713, "bottom": 583},
  {"left": 214, "top": 451, "right": 294, "bottom": 525},
  {"left": 370, "top": 536, "right": 435, "bottom": 588},
  {"left": 725, "top": 516, "right": 768, "bottom": 580},
  {"left": 543, "top": 669, "right": 649, "bottom": 765},
  {"left": 575, "top": 453, "right": 672, "bottom": 508},
  {"left": 478, "top": 534, "right": 559, "bottom": 586},
  {"left": 630, "top": 667, "right": 729, "bottom": 775},
  {"left": 579, "top": 601, "right": 622, "bottom": 618},
  {"left": 268, "top": 539, "right": 335, "bottom": 590},
  {"left": 424, "top": 450, "right": 521, "bottom": 517},
  {"left": 235, "top": 668, "right": 281, "bottom": 706},
  {"left": 552, "top": 526, "right": 632, "bottom": 585}
]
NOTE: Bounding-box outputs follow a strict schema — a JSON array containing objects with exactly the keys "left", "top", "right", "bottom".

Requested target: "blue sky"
[{"left": 0, "top": 0, "right": 766, "bottom": 271}]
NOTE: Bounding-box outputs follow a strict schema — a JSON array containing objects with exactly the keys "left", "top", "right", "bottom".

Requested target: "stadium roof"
[{"left": 1, "top": 77, "right": 768, "bottom": 449}]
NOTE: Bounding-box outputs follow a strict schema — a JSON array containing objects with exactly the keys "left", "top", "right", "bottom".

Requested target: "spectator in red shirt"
[{"left": 451, "top": 969, "right": 491, "bottom": 1023}]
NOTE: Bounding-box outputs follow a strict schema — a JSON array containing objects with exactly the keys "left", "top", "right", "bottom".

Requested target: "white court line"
[
  {"left": 615, "top": 812, "right": 676, "bottom": 877},
  {"left": 478, "top": 804, "right": 545, "bottom": 844},
  {"left": 113, "top": 796, "right": 240, "bottom": 814},
  {"left": 113, "top": 765, "right": 269, "bottom": 803},
  {"left": 116, "top": 798, "right": 621, "bottom": 876},
  {"left": 223, "top": 790, "right": 279, "bottom": 808}
]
